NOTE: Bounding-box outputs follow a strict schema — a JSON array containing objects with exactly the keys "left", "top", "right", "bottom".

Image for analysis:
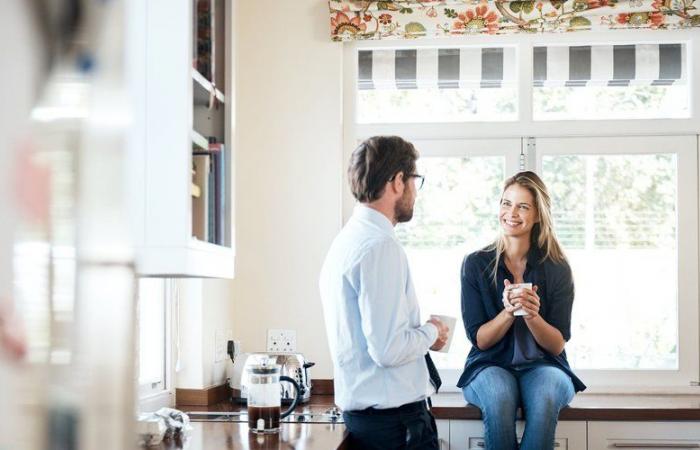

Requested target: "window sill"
[{"left": 139, "top": 390, "right": 174, "bottom": 413}]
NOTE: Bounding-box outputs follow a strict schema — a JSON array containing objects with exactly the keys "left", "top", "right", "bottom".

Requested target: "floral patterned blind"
[{"left": 329, "top": 0, "right": 700, "bottom": 41}]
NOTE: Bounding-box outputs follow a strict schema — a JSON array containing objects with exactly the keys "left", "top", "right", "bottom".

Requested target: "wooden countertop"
[
  {"left": 181, "top": 392, "right": 700, "bottom": 422},
  {"left": 166, "top": 392, "right": 700, "bottom": 449},
  {"left": 431, "top": 392, "right": 700, "bottom": 421}
]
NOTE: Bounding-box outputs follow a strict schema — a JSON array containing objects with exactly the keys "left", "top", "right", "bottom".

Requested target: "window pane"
[
  {"left": 396, "top": 156, "right": 505, "bottom": 369},
  {"left": 543, "top": 154, "right": 678, "bottom": 369},
  {"left": 358, "top": 87, "right": 517, "bottom": 123},
  {"left": 534, "top": 85, "right": 689, "bottom": 120},
  {"left": 138, "top": 279, "right": 166, "bottom": 385},
  {"left": 357, "top": 47, "right": 517, "bottom": 123},
  {"left": 533, "top": 43, "right": 689, "bottom": 120}
]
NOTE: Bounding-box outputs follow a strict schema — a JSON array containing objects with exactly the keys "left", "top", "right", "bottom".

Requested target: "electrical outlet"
[{"left": 267, "top": 329, "right": 296, "bottom": 353}]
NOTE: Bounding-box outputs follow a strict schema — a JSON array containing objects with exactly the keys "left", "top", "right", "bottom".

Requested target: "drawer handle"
[
  {"left": 475, "top": 442, "right": 560, "bottom": 448},
  {"left": 612, "top": 444, "right": 700, "bottom": 449}
]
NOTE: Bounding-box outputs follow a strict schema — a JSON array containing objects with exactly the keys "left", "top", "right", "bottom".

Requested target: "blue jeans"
[{"left": 462, "top": 365, "right": 575, "bottom": 450}]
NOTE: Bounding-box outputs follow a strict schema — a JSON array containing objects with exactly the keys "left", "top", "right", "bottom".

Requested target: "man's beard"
[{"left": 395, "top": 190, "right": 414, "bottom": 223}]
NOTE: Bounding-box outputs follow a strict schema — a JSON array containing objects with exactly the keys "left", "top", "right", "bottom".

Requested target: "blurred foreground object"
[{"left": 1, "top": 1, "right": 138, "bottom": 450}]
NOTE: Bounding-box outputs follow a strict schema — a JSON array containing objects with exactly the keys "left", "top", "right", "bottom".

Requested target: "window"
[
  {"left": 395, "top": 141, "right": 520, "bottom": 373},
  {"left": 138, "top": 278, "right": 171, "bottom": 399},
  {"left": 356, "top": 47, "right": 518, "bottom": 123},
  {"left": 346, "top": 33, "right": 700, "bottom": 391},
  {"left": 537, "top": 136, "right": 698, "bottom": 387},
  {"left": 533, "top": 43, "right": 689, "bottom": 120}
]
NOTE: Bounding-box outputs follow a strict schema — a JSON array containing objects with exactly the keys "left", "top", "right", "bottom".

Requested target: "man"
[{"left": 319, "top": 135, "right": 449, "bottom": 450}]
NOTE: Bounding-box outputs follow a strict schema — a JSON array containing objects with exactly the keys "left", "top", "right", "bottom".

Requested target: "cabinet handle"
[
  {"left": 612, "top": 444, "right": 700, "bottom": 449},
  {"left": 475, "top": 442, "right": 560, "bottom": 448}
]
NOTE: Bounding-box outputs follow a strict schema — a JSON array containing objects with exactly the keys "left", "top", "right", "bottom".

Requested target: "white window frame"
[
  {"left": 535, "top": 135, "right": 699, "bottom": 392},
  {"left": 343, "top": 31, "right": 700, "bottom": 393},
  {"left": 346, "top": 29, "right": 700, "bottom": 142},
  {"left": 137, "top": 279, "right": 177, "bottom": 411}
]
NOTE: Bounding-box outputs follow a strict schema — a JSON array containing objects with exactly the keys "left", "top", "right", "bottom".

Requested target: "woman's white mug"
[{"left": 509, "top": 283, "right": 532, "bottom": 316}]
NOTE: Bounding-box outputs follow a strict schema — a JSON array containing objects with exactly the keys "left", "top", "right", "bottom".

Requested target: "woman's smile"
[{"left": 502, "top": 218, "right": 523, "bottom": 228}]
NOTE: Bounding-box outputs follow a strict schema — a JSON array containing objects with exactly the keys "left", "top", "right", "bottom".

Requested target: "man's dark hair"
[{"left": 348, "top": 136, "right": 418, "bottom": 203}]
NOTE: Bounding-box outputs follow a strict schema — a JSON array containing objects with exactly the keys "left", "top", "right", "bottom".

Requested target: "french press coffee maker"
[{"left": 247, "top": 360, "right": 301, "bottom": 434}]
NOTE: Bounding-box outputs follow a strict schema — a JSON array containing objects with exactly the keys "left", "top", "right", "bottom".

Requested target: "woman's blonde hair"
[{"left": 488, "top": 171, "right": 567, "bottom": 284}]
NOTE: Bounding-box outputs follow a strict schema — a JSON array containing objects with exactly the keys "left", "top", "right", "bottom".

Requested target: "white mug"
[
  {"left": 429, "top": 314, "right": 457, "bottom": 353},
  {"left": 509, "top": 283, "right": 532, "bottom": 317}
]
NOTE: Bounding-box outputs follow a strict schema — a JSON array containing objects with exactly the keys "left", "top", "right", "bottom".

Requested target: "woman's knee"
[
  {"left": 523, "top": 366, "right": 575, "bottom": 411},
  {"left": 465, "top": 367, "right": 519, "bottom": 415},
  {"left": 543, "top": 367, "right": 575, "bottom": 402}
]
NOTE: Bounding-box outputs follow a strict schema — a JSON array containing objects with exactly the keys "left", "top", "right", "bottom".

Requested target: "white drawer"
[
  {"left": 449, "top": 420, "right": 586, "bottom": 450},
  {"left": 468, "top": 437, "right": 568, "bottom": 449},
  {"left": 588, "top": 421, "right": 700, "bottom": 449},
  {"left": 436, "top": 419, "right": 450, "bottom": 450}
]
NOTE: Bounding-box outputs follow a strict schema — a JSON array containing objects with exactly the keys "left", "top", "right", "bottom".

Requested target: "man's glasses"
[
  {"left": 408, "top": 174, "right": 425, "bottom": 190},
  {"left": 388, "top": 173, "right": 425, "bottom": 190}
]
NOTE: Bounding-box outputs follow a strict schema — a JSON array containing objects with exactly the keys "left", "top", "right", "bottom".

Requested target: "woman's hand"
[{"left": 509, "top": 285, "right": 541, "bottom": 320}]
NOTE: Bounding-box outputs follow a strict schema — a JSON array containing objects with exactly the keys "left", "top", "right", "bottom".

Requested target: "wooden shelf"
[{"left": 192, "top": 69, "right": 225, "bottom": 106}]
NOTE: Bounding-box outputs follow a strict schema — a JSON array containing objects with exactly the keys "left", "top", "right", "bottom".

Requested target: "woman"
[{"left": 458, "top": 171, "right": 585, "bottom": 450}]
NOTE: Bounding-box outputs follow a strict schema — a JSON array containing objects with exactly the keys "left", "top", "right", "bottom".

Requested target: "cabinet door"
[
  {"left": 436, "top": 419, "right": 450, "bottom": 450},
  {"left": 589, "top": 421, "right": 700, "bottom": 449},
  {"left": 449, "top": 420, "right": 586, "bottom": 450}
]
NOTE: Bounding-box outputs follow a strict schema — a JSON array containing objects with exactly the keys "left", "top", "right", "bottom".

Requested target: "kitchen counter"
[
  {"left": 166, "top": 392, "right": 700, "bottom": 449},
  {"left": 431, "top": 392, "right": 700, "bottom": 421},
  {"left": 171, "top": 395, "right": 348, "bottom": 450},
  {"left": 181, "top": 391, "right": 700, "bottom": 422},
  {"left": 152, "top": 421, "right": 347, "bottom": 450}
]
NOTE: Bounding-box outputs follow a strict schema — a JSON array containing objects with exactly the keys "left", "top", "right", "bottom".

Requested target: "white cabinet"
[
  {"left": 588, "top": 421, "right": 700, "bottom": 449},
  {"left": 449, "top": 420, "right": 587, "bottom": 450},
  {"left": 132, "top": 0, "right": 234, "bottom": 278},
  {"left": 437, "top": 419, "right": 450, "bottom": 450}
]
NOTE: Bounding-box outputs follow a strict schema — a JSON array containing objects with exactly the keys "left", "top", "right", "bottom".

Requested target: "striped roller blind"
[
  {"left": 533, "top": 43, "right": 686, "bottom": 87},
  {"left": 358, "top": 47, "right": 516, "bottom": 90}
]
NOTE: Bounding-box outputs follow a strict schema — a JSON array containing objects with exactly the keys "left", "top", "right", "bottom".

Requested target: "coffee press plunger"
[{"left": 247, "top": 360, "right": 301, "bottom": 434}]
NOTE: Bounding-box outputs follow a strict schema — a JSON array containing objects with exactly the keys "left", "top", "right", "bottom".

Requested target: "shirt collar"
[{"left": 353, "top": 204, "right": 395, "bottom": 237}]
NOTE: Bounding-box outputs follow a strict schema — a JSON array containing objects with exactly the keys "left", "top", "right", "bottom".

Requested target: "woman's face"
[{"left": 499, "top": 183, "right": 539, "bottom": 238}]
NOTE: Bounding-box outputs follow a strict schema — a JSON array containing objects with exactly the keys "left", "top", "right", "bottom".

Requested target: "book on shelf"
[
  {"left": 193, "top": 139, "right": 225, "bottom": 246},
  {"left": 195, "top": 0, "right": 214, "bottom": 81},
  {"left": 192, "top": 154, "right": 210, "bottom": 242}
]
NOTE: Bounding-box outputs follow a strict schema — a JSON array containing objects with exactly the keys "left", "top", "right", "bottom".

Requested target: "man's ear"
[{"left": 390, "top": 172, "right": 405, "bottom": 194}]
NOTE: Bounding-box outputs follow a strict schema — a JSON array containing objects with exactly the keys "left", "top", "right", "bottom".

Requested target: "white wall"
[
  {"left": 202, "top": 278, "right": 235, "bottom": 384},
  {"left": 176, "top": 278, "right": 235, "bottom": 389},
  {"left": 232, "top": 0, "right": 343, "bottom": 378}
]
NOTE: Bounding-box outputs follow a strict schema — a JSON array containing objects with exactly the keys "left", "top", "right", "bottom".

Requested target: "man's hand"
[{"left": 427, "top": 317, "right": 449, "bottom": 351}]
